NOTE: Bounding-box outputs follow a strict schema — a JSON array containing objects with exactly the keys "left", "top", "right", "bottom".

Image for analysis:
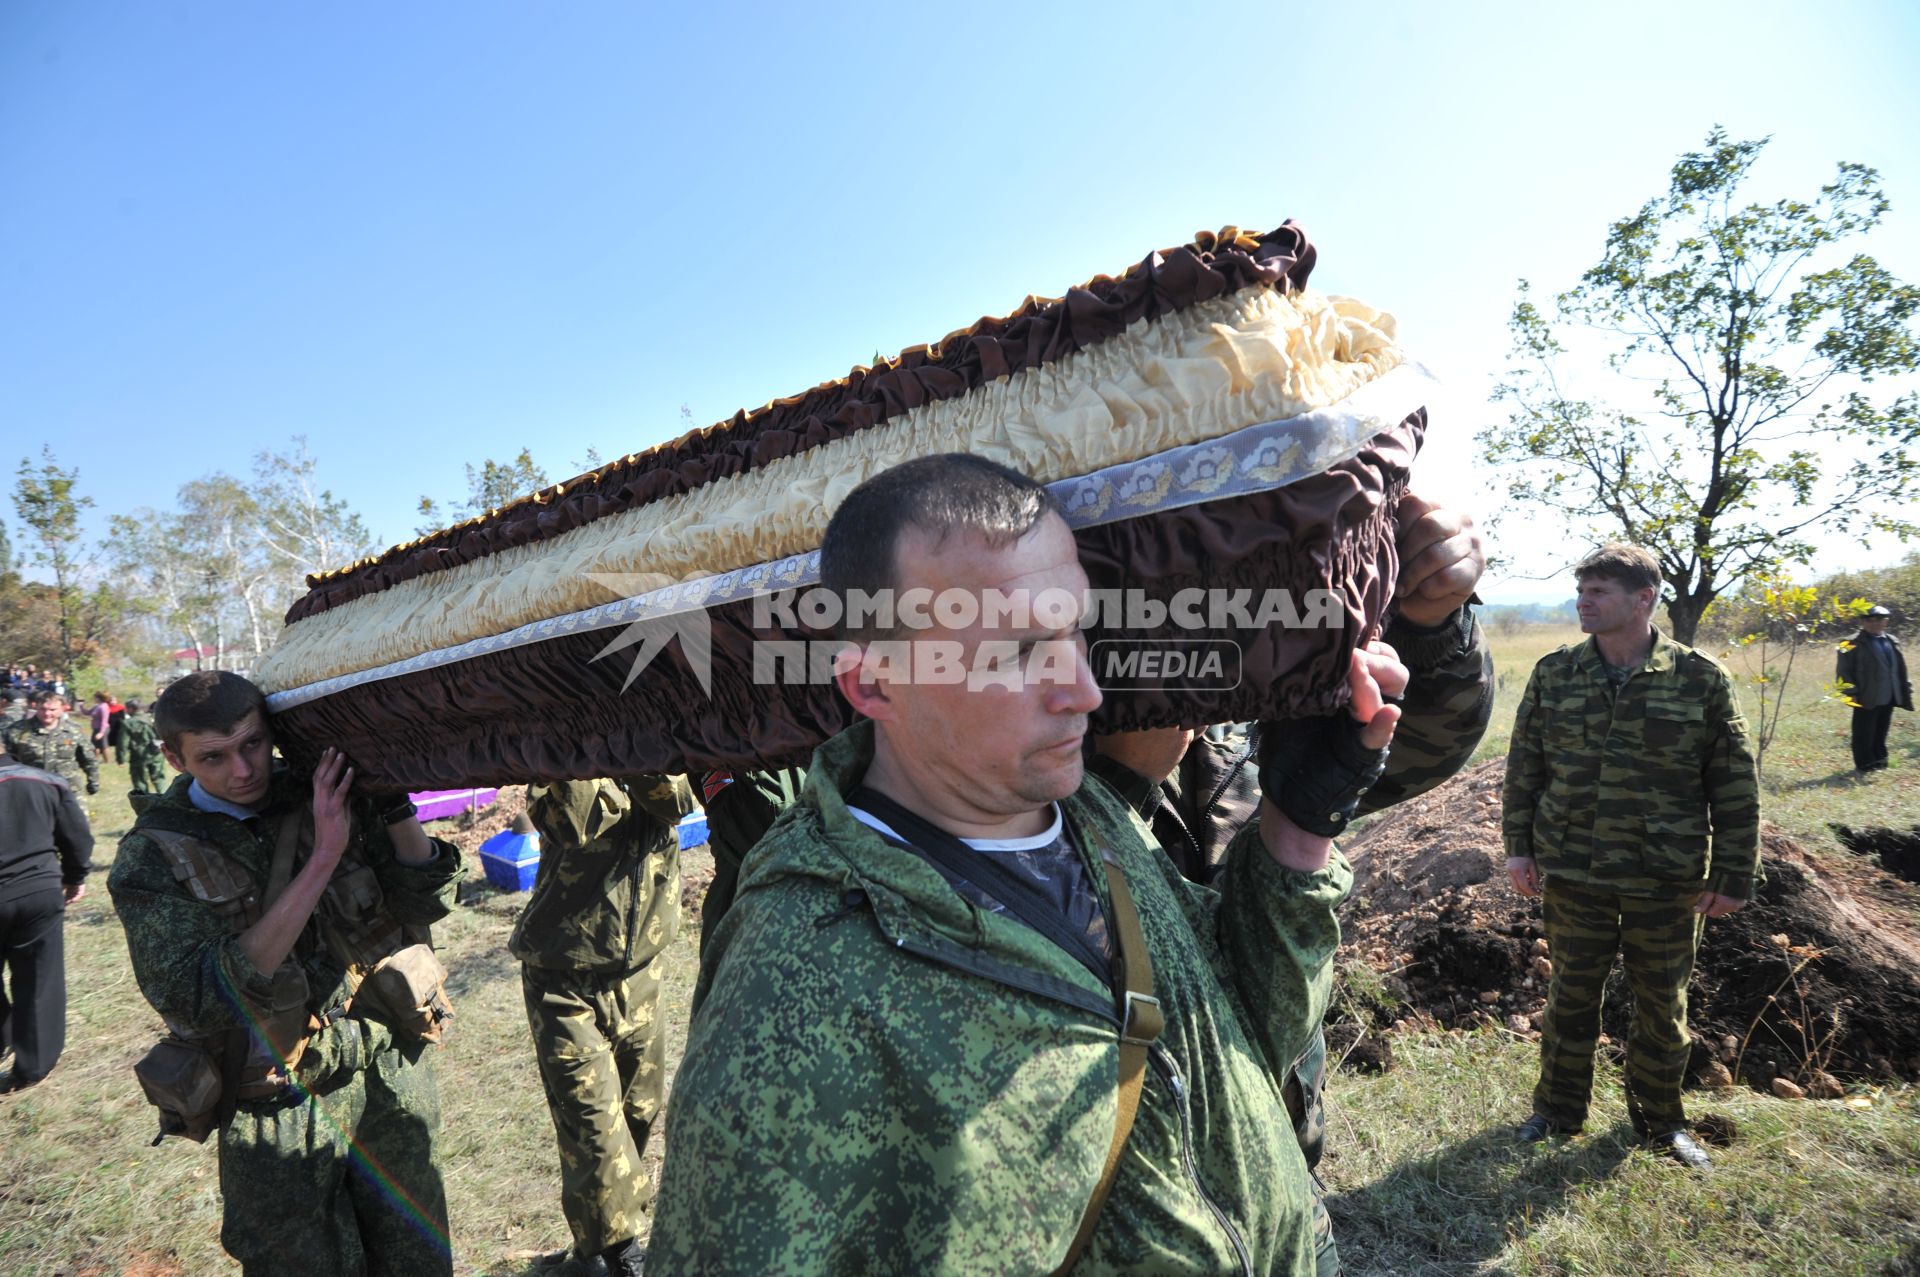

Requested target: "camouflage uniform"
[
  {"left": 653, "top": 719, "right": 1351, "bottom": 1276},
  {"left": 4, "top": 717, "right": 99, "bottom": 795},
  {"left": 513, "top": 775, "right": 692, "bottom": 1260},
  {"left": 107, "top": 772, "right": 463, "bottom": 1276},
  {"left": 121, "top": 711, "right": 169, "bottom": 794},
  {"left": 1503, "top": 629, "right": 1760, "bottom": 1136},
  {"left": 1086, "top": 603, "right": 1493, "bottom": 1276}
]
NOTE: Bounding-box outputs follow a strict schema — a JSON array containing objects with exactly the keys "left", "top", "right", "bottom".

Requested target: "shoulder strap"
[
  {"left": 845, "top": 786, "right": 1110, "bottom": 985},
  {"left": 1054, "top": 854, "right": 1162, "bottom": 1276},
  {"left": 843, "top": 785, "right": 1161, "bottom": 1274}
]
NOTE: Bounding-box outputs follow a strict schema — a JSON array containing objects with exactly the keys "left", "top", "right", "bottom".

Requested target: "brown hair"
[
  {"left": 821, "top": 453, "right": 1062, "bottom": 641},
  {"left": 1573, "top": 543, "right": 1661, "bottom": 594},
  {"left": 153, "top": 671, "right": 268, "bottom": 754}
]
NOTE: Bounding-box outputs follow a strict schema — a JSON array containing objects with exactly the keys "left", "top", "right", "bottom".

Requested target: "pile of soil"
[
  {"left": 429, "top": 784, "right": 530, "bottom": 858},
  {"left": 1333, "top": 759, "right": 1920, "bottom": 1088}
]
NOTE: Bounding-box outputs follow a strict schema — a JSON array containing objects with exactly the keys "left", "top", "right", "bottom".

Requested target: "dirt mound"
[
  {"left": 429, "top": 785, "right": 530, "bottom": 858},
  {"left": 1335, "top": 760, "right": 1920, "bottom": 1086}
]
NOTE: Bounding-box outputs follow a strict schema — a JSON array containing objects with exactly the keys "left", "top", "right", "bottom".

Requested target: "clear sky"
[{"left": 4, "top": 0, "right": 1917, "bottom": 603}]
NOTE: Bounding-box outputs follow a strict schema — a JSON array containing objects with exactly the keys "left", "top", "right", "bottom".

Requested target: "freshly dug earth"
[{"left": 1333, "top": 760, "right": 1920, "bottom": 1087}]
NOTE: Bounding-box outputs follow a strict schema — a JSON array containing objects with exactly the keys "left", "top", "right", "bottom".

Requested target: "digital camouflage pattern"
[
  {"left": 521, "top": 962, "right": 666, "bottom": 1254},
  {"left": 4, "top": 716, "right": 99, "bottom": 794},
  {"left": 515, "top": 776, "right": 690, "bottom": 1256},
  {"left": 1533, "top": 879, "right": 1703, "bottom": 1135},
  {"left": 653, "top": 720, "right": 1351, "bottom": 1277},
  {"left": 1084, "top": 603, "right": 1492, "bottom": 1277},
  {"left": 510, "top": 776, "right": 692, "bottom": 973},
  {"left": 107, "top": 771, "right": 463, "bottom": 1276},
  {"left": 1502, "top": 628, "right": 1761, "bottom": 899},
  {"left": 218, "top": 1020, "right": 450, "bottom": 1277},
  {"left": 121, "top": 710, "right": 168, "bottom": 793}
]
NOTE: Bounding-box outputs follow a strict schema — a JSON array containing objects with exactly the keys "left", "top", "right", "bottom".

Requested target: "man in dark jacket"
[
  {"left": 1837, "top": 605, "right": 1912, "bottom": 772},
  {"left": 0, "top": 742, "right": 94, "bottom": 1091},
  {"left": 515, "top": 775, "right": 694, "bottom": 1277}
]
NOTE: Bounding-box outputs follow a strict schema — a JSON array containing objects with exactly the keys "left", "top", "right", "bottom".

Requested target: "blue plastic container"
[
  {"left": 678, "top": 812, "right": 710, "bottom": 850},
  {"left": 478, "top": 828, "right": 542, "bottom": 892}
]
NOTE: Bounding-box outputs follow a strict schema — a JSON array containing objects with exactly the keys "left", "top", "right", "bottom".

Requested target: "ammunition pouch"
[
  {"left": 133, "top": 1035, "right": 226, "bottom": 1144},
  {"left": 355, "top": 943, "right": 453, "bottom": 1045},
  {"left": 133, "top": 960, "right": 314, "bottom": 1143}
]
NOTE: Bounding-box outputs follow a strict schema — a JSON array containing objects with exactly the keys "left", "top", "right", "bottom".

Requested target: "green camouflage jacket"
[
  {"left": 1503, "top": 629, "right": 1761, "bottom": 899},
  {"left": 120, "top": 711, "right": 164, "bottom": 760},
  {"left": 652, "top": 720, "right": 1351, "bottom": 1276},
  {"left": 108, "top": 773, "right": 462, "bottom": 1051},
  {"left": 1089, "top": 604, "right": 1493, "bottom": 882},
  {"left": 511, "top": 775, "right": 693, "bottom": 973},
  {"left": 4, "top": 717, "right": 99, "bottom": 792}
]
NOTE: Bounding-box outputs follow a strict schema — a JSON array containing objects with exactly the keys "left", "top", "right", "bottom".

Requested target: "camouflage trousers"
[
  {"left": 1282, "top": 1026, "right": 1340, "bottom": 1277},
  {"left": 1534, "top": 878, "right": 1704, "bottom": 1137},
  {"left": 218, "top": 1026, "right": 450, "bottom": 1277},
  {"left": 522, "top": 958, "right": 666, "bottom": 1255},
  {"left": 127, "top": 749, "right": 167, "bottom": 794}
]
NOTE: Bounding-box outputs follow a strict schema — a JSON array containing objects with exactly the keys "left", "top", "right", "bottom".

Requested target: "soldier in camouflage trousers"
[
  {"left": 515, "top": 775, "right": 693, "bottom": 1277},
  {"left": 120, "top": 699, "right": 169, "bottom": 794},
  {"left": 1503, "top": 544, "right": 1759, "bottom": 1171},
  {"left": 4, "top": 693, "right": 99, "bottom": 798}
]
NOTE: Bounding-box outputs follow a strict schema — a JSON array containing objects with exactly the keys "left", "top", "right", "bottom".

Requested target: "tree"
[
  {"left": 415, "top": 447, "right": 549, "bottom": 536},
  {"left": 11, "top": 446, "right": 95, "bottom": 670},
  {"left": 1482, "top": 128, "right": 1920, "bottom": 643},
  {"left": 255, "top": 437, "right": 377, "bottom": 590}
]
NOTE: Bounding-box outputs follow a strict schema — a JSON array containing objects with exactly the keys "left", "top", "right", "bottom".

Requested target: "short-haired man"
[
  {"left": 1503, "top": 544, "right": 1759, "bottom": 1169},
  {"left": 654, "top": 454, "right": 1404, "bottom": 1274},
  {"left": 1836, "top": 605, "right": 1911, "bottom": 773},
  {"left": 107, "top": 671, "right": 464, "bottom": 1274},
  {"left": 0, "top": 736, "right": 93, "bottom": 1091},
  {"left": 3, "top": 692, "right": 99, "bottom": 799}
]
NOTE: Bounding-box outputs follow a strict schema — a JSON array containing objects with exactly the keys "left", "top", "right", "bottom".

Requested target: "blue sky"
[{"left": 3, "top": 1, "right": 1917, "bottom": 602}]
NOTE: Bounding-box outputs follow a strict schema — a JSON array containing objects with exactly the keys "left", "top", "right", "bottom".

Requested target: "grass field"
[{"left": 2, "top": 626, "right": 1916, "bottom": 1276}]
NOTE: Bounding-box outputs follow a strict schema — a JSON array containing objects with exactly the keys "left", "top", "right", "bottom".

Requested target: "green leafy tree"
[
  {"left": 11, "top": 446, "right": 96, "bottom": 669},
  {"left": 415, "top": 447, "right": 550, "bottom": 536},
  {"left": 1482, "top": 128, "right": 1920, "bottom": 643}
]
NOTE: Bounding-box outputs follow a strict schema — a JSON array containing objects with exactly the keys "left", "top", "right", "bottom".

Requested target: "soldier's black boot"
[{"left": 600, "top": 1238, "right": 645, "bottom": 1277}]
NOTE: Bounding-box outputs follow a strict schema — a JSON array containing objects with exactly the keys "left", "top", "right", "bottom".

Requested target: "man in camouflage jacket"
[
  {"left": 108, "top": 672, "right": 464, "bottom": 1274},
  {"left": 1503, "top": 544, "right": 1759, "bottom": 1170},
  {"left": 120, "top": 698, "right": 169, "bottom": 794},
  {"left": 654, "top": 455, "right": 1408, "bottom": 1275},
  {"left": 514, "top": 775, "right": 693, "bottom": 1277},
  {"left": 5, "top": 692, "right": 99, "bottom": 798}
]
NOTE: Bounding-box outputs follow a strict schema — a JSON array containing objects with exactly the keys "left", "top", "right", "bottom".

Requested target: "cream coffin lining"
[{"left": 254, "top": 285, "right": 1403, "bottom": 694}]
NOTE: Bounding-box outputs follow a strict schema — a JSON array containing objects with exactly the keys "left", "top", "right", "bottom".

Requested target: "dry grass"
[{"left": 4, "top": 632, "right": 1916, "bottom": 1274}]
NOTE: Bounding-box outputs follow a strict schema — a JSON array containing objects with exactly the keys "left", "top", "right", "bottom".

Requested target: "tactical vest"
[{"left": 132, "top": 806, "right": 448, "bottom": 1143}]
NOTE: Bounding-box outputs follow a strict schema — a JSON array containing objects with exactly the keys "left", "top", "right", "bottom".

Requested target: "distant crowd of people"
[{"left": 0, "top": 459, "right": 1911, "bottom": 1277}]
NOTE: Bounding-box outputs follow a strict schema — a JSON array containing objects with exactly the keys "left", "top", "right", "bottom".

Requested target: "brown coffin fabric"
[
  {"left": 285, "top": 224, "right": 1316, "bottom": 625},
  {"left": 268, "top": 410, "right": 1420, "bottom": 789}
]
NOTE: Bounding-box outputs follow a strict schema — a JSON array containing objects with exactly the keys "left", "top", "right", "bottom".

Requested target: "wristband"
[
  {"left": 1256, "top": 714, "right": 1390, "bottom": 838},
  {"left": 379, "top": 798, "right": 417, "bottom": 826}
]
